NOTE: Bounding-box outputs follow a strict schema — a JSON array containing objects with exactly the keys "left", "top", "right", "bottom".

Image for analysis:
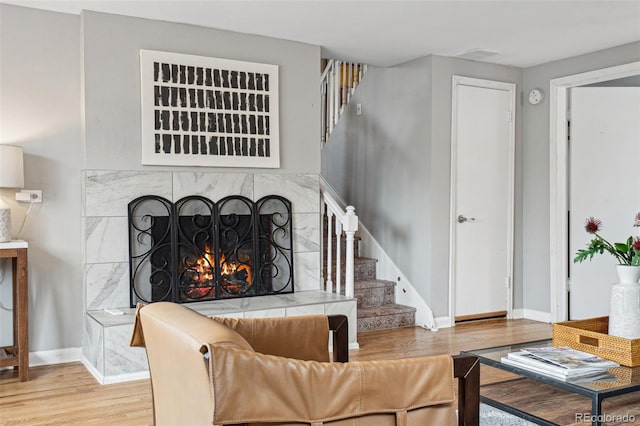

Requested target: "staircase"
[
  {"left": 321, "top": 60, "right": 368, "bottom": 143},
  {"left": 353, "top": 256, "right": 416, "bottom": 332},
  {"left": 324, "top": 227, "right": 416, "bottom": 333},
  {"left": 320, "top": 104, "right": 415, "bottom": 333}
]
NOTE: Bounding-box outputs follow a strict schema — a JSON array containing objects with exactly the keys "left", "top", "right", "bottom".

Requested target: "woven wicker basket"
[{"left": 552, "top": 316, "right": 640, "bottom": 367}]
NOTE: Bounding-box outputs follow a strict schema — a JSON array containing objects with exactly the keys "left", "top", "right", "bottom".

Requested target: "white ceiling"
[{"left": 3, "top": 0, "right": 640, "bottom": 67}]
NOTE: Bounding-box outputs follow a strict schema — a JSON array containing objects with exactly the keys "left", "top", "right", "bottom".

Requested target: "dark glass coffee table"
[{"left": 462, "top": 339, "right": 640, "bottom": 426}]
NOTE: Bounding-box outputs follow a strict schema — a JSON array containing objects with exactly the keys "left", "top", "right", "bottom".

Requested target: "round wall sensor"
[{"left": 528, "top": 88, "right": 544, "bottom": 105}]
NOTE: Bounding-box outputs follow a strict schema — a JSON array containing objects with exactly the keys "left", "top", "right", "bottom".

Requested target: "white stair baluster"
[
  {"left": 333, "top": 61, "right": 342, "bottom": 127},
  {"left": 326, "top": 210, "right": 334, "bottom": 292},
  {"left": 321, "top": 80, "right": 327, "bottom": 143},
  {"left": 320, "top": 188, "right": 359, "bottom": 298},
  {"left": 341, "top": 62, "right": 346, "bottom": 112},
  {"left": 335, "top": 221, "right": 342, "bottom": 296},
  {"left": 349, "top": 63, "right": 355, "bottom": 96},
  {"left": 344, "top": 206, "right": 358, "bottom": 298},
  {"left": 328, "top": 63, "right": 334, "bottom": 134},
  {"left": 346, "top": 62, "right": 352, "bottom": 104}
]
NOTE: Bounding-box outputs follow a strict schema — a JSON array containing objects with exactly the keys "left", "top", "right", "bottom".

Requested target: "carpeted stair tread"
[
  {"left": 353, "top": 257, "right": 378, "bottom": 281},
  {"left": 354, "top": 279, "right": 394, "bottom": 289},
  {"left": 322, "top": 228, "right": 416, "bottom": 332},
  {"left": 354, "top": 256, "right": 377, "bottom": 264},
  {"left": 357, "top": 303, "right": 416, "bottom": 332},
  {"left": 354, "top": 279, "right": 393, "bottom": 308},
  {"left": 357, "top": 303, "right": 416, "bottom": 318}
]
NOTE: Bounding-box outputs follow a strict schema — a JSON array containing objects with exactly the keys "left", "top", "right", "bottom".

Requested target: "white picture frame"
[{"left": 140, "top": 50, "right": 280, "bottom": 168}]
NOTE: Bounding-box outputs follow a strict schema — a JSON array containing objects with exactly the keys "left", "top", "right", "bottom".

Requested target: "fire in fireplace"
[
  {"left": 128, "top": 195, "right": 293, "bottom": 307},
  {"left": 183, "top": 249, "right": 253, "bottom": 297}
]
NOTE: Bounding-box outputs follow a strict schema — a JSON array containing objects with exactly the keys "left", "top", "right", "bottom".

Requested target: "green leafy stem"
[{"left": 574, "top": 234, "right": 640, "bottom": 266}]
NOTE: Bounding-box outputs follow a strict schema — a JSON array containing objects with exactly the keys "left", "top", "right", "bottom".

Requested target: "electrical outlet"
[{"left": 16, "top": 190, "right": 43, "bottom": 203}]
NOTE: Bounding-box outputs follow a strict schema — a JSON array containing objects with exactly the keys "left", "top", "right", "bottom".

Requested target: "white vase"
[{"left": 608, "top": 265, "right": 640, "bottom": 339}]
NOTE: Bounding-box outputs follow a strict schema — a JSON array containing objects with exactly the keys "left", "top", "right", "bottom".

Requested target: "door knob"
[{"left": 457, "top": 215, "right": 476, "bottom": 223}]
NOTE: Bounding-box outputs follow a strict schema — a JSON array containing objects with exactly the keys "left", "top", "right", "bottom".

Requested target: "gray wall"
[
  {"left": 0, "top": 4, "right": 83, "bottom": 350},
  {"left": 0, "top": 5, "right": 321, "bottom": 352},
  {"left": 322, "top": 55, "right": 523, "bottom": 317},
  {"left": 82, "top": 11, "right": 321, "bottom": 173},
  {"left": 522, "top": 41, "right": 640, "bottom": 313}
]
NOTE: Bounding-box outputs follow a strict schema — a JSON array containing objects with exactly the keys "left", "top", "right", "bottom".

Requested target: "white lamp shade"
[{"left": 0, "top": 145, "right": 24, "bottom": 188}]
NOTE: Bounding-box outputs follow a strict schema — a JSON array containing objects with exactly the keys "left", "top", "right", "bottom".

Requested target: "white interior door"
[
  {"left": 451, "top": 77, "right": 515, "bottom": 321},
  {"left": 569, "top": 87, "right": 640, "bottom": 319}
]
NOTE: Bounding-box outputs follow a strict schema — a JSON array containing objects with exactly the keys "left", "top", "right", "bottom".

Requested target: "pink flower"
[
  {"left": 584, "top": 217, "right": 602, "bottom": 234},
  {"left": 577, "top": 214, "right": 640, "bottom": 266}
]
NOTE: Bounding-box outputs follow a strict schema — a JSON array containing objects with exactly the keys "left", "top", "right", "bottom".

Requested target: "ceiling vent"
[{"left": 456, "top": 49, "right": 500, "bottom": 61}]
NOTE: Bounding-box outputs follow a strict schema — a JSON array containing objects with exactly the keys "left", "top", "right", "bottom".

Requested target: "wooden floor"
[{"left": 0, "top": 319, "right": 552, "bottom": 425}]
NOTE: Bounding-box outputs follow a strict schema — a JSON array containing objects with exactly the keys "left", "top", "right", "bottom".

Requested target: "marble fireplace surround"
[{"left": 81, "top": 170, "right": 357, "bottom": 384}]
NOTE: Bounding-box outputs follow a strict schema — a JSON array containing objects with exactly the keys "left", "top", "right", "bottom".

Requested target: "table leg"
[
  {"left": 12, "top": 257, "right": 18, "bottom": 366},
  {"left": 591, "top": 395, "right": 602, "bottom": 426},
  {"left": 16, "top": 249, "right": 29, "bottom": 382}
]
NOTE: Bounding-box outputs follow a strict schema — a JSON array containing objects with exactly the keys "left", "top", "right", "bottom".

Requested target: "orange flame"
[{"left": 184, "top": 248, "right": 252, "bottom": 298}]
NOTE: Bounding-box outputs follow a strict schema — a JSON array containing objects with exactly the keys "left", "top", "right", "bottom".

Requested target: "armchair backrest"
[
  {"left": 131, "top": 302, "right": 254, "bottom": 425},
  {"left": 215, "top": 315, "right": 331, "bottom": 361}
]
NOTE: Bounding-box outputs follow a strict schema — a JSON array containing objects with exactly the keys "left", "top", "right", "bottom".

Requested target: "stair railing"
[
  {"left": 320, "top": 60, "right": 368, "bottom": 143},
  {"left": 321, "top": 189, "right": 358, "bottom": 298}
]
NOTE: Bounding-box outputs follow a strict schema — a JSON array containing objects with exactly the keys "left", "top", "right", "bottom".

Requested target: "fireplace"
[{"left": 128, "top": 194, "right": 293, "bottom": 307}]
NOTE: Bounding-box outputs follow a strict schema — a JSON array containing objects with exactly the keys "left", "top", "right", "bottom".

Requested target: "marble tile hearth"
[
  {"left": 83, "top": 291, "right": 357, "bottom": 384},
  {"left": 80, "top": 170, "right": 356, "bottom": 384}
]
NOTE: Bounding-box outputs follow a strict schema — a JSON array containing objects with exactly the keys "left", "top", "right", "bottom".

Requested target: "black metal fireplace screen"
[{"left": 128, "top": 195, "right": 293, "bottom": 307}]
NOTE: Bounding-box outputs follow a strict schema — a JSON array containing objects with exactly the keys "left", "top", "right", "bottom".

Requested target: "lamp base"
[{"left": 0, "top": 208, "right": 11, "bottom": 242}]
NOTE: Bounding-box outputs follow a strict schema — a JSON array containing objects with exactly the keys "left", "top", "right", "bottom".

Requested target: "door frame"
[
  {"left": 549, "top": 61, "right": 640, "bottom": 322},
  {"left": 449, "top": 75, "right": 516, "bottom": 323}
]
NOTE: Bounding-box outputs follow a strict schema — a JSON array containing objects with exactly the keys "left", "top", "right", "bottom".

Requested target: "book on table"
[{"left": 500, "top": 346, "right": 618, "bottom": 381}]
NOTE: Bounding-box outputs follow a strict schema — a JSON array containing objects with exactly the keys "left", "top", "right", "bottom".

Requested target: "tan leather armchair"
[{"left": 131, "top": 302, "right": 479, "bottom": 426}]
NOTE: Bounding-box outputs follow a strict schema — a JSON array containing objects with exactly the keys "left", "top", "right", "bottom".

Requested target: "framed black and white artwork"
[{"left": 140, "top": 50, "right": 279, "bottom": 168}]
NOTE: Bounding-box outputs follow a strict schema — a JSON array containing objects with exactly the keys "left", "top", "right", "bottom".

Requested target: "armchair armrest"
[
  {"left": 328, "top": 314, "right": 349, "bottom": 362},
  {"left": 453, "top": 354, "right": 480, "bottom": 426}
]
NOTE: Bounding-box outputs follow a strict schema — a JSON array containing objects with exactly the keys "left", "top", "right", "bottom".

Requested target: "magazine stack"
[{"left": 501, "top": 346, "right": 619, "bottom": 381}]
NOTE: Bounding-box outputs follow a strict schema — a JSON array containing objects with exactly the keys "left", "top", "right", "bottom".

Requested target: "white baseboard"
[
  {"left": 329, "top": 339, "right": 360, "bottom": 352},
  {"left": 81, "top": 356, "right": 150, "bottom": 385},
  {"left": 513, "top": 308, "right": 551, "bottom": 323},
  {"left": 103, "top": 370, "right": 150, "bottom": 385},
  {"left": 437, "top": 311, "right": 550, "bottom": 326},
  {"left": 434, "top": 316, "right": 453, "bottom": 329},
  {"left": 30, "top": 347, "right": 81, "bottom": 367},
  {"left": 0, "top": 347, "right": 81, "bottom": 372},
  {"left": 81, "top": 356, "right": 105, "bottom": 384}
]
